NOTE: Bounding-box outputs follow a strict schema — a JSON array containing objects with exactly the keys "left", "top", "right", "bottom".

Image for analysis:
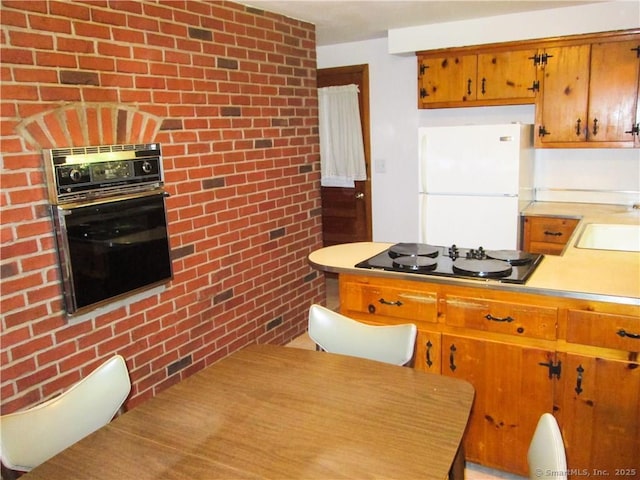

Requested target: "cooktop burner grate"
[{"left": 355, "top": 243, "right": 544, "bottom": 284}]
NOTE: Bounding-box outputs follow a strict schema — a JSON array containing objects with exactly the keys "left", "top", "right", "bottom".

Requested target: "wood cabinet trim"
[{"left": 416, "top": 28, "right": 640, "bottom": 57}]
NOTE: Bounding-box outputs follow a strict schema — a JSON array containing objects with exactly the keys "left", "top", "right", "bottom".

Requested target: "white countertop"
[{"left": 308, "top": 202, "right": 640, "bottom": 306}]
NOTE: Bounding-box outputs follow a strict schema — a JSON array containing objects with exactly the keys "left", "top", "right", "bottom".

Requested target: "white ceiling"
[{"left": 236, "top": 1, "right": 603, "bottom": 46}]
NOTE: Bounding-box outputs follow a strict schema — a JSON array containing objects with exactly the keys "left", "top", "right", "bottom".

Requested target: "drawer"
[
  {"left": 444, "top": 295, "right": 557, "bottom": 340},
  {"left": 567, "top": 310, "right": 640, "bottom": 351},
  {"left": 527, "top": 241, "right": 565, "bottom": 255},
  {"left": 526, "top": 217, "right": 579, "bottom": 245},
  {"left": 341, "top": 281, "right": 438, "bottom": 324}
]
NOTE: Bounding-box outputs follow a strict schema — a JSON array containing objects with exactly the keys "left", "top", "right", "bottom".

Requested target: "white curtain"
[{"left": 318, "top": 84, "right": 366, "bottom": 188}]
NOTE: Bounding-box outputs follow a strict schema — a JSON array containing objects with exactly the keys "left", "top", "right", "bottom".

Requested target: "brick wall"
[{"left": 0, "top": 0, "right": 324, "bottom": 413}]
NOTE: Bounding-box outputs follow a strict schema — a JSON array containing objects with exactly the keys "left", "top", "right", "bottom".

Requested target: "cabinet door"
[
  {"left": 588, "top": 39, "right": 640, "bottom": 144},
  {"left": 522, "top": 216, "right": 579, "bottom": 255},
  {"left": 414, "top": 329, "right": 441, "bottom": 374},
  {"left": 556, "top": 353, "right": 640, "bottom": 475},
  {"left": 442, "top": 335, "right": 555, "bottom": 476},
  {"left": 537, "top": 45, "right": 591, "bottom": 145},
  {"left": 477, "top": 49, "right": 538, "bottom": 100},
  {"left": 419, "top": 54, "right": 477, "bottom": 105}
]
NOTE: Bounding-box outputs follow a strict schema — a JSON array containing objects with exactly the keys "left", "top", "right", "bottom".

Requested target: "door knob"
[{"left": 355, "top": 192, "right": 365, "bottom": 199}]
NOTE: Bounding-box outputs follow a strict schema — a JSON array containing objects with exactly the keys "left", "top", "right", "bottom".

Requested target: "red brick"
[
  {"left": 12, "top": 334, "right": 54, "bottom": 362},
  {"left": 28, "top": 13, "right": 71, "bottom": 34},
  {"left": 9, "top": 31, "right": 54, "bottom": 49},
  {"left": 73, "top": 21, "right": 110, "bottom": 39},
  {"left": 42, "top": 111, "right": 68, "bottom": 146},
  {"left": 50, "top": 1, "right": 90, "bottom": 20},
  {"left": 128, "top": 15, "right": 159, "bottom": 32},
  {"left": 91, "top": 8, "right": 127, "bottom": 26},
  {"left": 57, "top": 36, "right": 94, "bottom": 53},
  {"left": 13, "top": 67, "right": 58, "bottom": 84},
  {"left": 1, "top": 84, "right": 38, "bottom": 100},
  {"left": 97, "top": 41, "right": 130, "bottom": 58},
  {"left": 116, "top": 59, "right": 148, "bottom": 74},
  {"left": 64, "top": 108, "right": 85, "bottom": 145},
  {"left": 36, "top": 52, "right": 77, "bottom": 68},
  {"left": 112, "top": 27, "right": 145, "bottom": 44},
  {"left": 0, "top": 9, "right": 28, "bottom": 27}
]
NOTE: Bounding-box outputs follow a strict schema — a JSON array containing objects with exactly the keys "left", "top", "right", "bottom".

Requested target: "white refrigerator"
[{"left": 418, "top": 123, "right": 534, "bottom": 250}]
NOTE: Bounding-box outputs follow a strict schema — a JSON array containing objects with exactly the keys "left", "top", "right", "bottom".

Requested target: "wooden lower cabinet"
[
  {"left": 442, "top": 335, "right": 555, "bottom": 476},
  {"left": 338, "top": 273, "right": 640, "bottom": 478},
  {"left": 521, "top": 215, "right": 579, "bottom": 255},
  {"left": 555, "top": 353, "right": 640, "bottom": 477}
]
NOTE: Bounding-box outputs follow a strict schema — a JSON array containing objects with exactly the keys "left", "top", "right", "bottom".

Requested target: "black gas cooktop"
[{"left": 355, "top": 243, "right": 544, "bottom": 284}]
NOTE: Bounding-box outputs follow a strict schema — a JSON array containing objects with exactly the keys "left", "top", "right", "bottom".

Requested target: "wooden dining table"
[{"left": 24, "top": 344, "right": 474, "bottom": 480}]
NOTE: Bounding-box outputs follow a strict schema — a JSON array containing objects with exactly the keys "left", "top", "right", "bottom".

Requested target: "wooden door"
[
  {"left": 442, "top": 334, "right": 556, "bottom": 476},
  {"left": 317, "top": 65, "right": 372, "bottom": 246},
  {"left": 587, "top": 39, "right": 640, "bottom": 144},
  {"left": 477, "top": 49, "right": 538, "bottom": 101},
  {"left": 536, "top": 44, "right": 591, "bottom": 145},
  {"left": 418, "top": 54, "right": 477, "bottom": 105},
  {"left": 556, "top": 353, "right": 640, "bottom": 477}
]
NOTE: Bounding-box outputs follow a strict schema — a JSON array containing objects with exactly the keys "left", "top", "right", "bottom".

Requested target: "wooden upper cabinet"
[
  {"left": 536, "top": 35, "right": 640, "bottom": 147},
  {"left": 477, "top": 49, "right": 538, "bottom": 101},
  {"left": 588, "top": 39, "right": 640, "bottom": 144},
  {"left": 417, "top": 29, "right": 640, "bottom": 148},
  {"left": 535, "top": 44, "right": 591, "bottom": 144},
  {"left": 418, "top": 49, "right": 537, "bottom": 107},
  {"left": 419, "top": 54, "right": 477, "bottom": 105}
]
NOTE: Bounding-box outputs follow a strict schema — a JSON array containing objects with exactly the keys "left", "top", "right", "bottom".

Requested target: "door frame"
[{"left": 317, "top": 64, "right": 372, "bottom": 243}]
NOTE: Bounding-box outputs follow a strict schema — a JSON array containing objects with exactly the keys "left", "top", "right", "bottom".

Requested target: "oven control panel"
[{"left": 44, "top": 143, "right": 163, "bottom": 204}]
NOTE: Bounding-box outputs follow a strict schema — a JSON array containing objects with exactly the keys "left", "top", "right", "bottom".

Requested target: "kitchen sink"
[{"left": 575, "top": 223, "right": 640, "bottom": 252}]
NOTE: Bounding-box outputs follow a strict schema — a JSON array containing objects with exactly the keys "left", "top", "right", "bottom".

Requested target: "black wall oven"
[{"left": 44, "top": 144, "right": 173, "bottom": 315}]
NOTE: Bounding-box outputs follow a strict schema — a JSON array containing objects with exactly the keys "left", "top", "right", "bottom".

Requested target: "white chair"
[
  {"left": 308, "top": 304, "right": 417, "bottom": 366},
  {"left": 0, "top": 355, "right": 131, "bottom": 475},
  {"left": 528, "top": 413, "right": 567, "bottom": 480}
]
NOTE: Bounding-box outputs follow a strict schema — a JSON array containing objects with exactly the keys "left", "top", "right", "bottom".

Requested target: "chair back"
[
  {"left": 527, "top": 413, "right": 567, "bottom": 480},
  {"left": 308, "top": 304, "right": 417, "bottom": 365},
  {"left": 0, "top": 355, "right": 131, "bottom": 472}
]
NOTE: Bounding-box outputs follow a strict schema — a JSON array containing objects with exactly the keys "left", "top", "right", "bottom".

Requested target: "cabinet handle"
[
  {"left": 449, "top": 344, "right": 457, "bottom": 372},
  {"left": 367, "top": 304, "right": 376, "bottom": 314},
  {"left": 467, "top": 78, "right": 472, "bottom": 95},
  {"left": 575, "top": 364, "right": 584, "bottom": 395},
  {"left": 543, "top": 230, "right": 563, "bottom": 237},
  {"left": 617, "top": 329, "right": 640, "bottom": 340},
  {"left": 481, "top": 77, "right": 486, "bottom": 95},
  {"left": 538, "top": 125, "right": 550, "bottom": 137},
  {"left": 426, "top": 340, "right": 433, "bottom": 368},
  {"left": 378, "top": 298, "right": 403, "bottom": 307},
  {"left": 575, "top": 118, "right": 581, "bottom": 136},
  {"left": 592, "top": 118, "right": 599, "bottom": 136},
  {"left": 485, "top": 314, "right": 514, "bottom": 323}
]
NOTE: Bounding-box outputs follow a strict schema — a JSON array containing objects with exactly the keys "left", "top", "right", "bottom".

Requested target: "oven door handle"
[{"left": 57, "top": 189, "right": 169, "bottom": 210}]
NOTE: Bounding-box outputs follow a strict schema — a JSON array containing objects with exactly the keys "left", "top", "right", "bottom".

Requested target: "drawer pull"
[
  {"left": 379, "top": 298, "right": 403, "bottom": 307},
  {"left": 449, "top": 344, "right": 457, "bottom": 372},
  {"left": 485, "top": 314, "right": 514, "bottom": 323},
  {"left": 616, "top": 329, "right": 640, "bottom": 340},
  {"left": 367, "top": 304, "right": 376, "bottom": 314},
  {"left": 426, "top": 340, "right": 433, "bottom": 368},
  {"left": 575, "top": 364, "right": 584, "bottom": 395},
  {"left": 543, "top": 230, "right": 563, "bottom": 236}
]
